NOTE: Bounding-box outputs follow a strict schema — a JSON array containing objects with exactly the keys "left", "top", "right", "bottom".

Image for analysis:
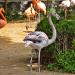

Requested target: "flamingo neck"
[
  {"left": 48, "top": 15, "right": 57, "bottom": 45},
  {"left": 0, "top": 11, "right": 7, "bottom": 21}
]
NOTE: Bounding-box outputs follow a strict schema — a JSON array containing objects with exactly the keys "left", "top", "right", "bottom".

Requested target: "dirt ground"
[{"left": 0, "top": 21, "right": 75, "bottom": 75}]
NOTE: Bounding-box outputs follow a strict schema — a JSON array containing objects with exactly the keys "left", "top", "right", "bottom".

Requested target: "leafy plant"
[
  {"left": 55, "top": 50, "right": 75, "bottom": 73},
  {"left": 36, "top": 12, "right": 75, "bottom": 73}
]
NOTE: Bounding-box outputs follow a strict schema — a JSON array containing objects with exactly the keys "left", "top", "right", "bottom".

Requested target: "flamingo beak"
[{"left": 24, "top": 41, "right": 32, "bottom": 47}]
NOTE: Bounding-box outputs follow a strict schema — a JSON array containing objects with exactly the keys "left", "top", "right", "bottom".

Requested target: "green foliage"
[
  {"left": 56, "top": 19, "right": 75, "bottom": 50},
  {"left": 48, "top": 63, "right": 56, "bottom": 71},
  {"left": 48, "top": 50, "right": 75, "bottom": 73},
  {"left": 5, "top": 2, "right": 25, "bottom": 22},
  {"left": 36, "top": 17, "right": 51, "bottom": 37},
  {"left": 56, "top": 20, "right": 75, "bottom": 34},
  {"left": 36, "top": 16, "right": 58, "bottom": 38},
  {"left": 56, "top": 50, "right": 75, "bottom": 73},
  {"left": 68, "top": 11, "right": 75, "bottom": 20},
  {"left": 72, "top": 39, "right": 75, "bottom": 49},
  {"left": 36, "top": 13, "right": 75, "bottom": 73},
  {"left": 6, "top": 10, "right": 25, "bottom": 22},
  {"left": 6, "top": 13, "right": 12, "bottom": 21}
]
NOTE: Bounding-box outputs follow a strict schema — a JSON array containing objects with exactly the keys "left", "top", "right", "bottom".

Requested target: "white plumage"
[
  {"left": 59, "top": 0, "right": 70, "bottom": 19},
  {"left": 59, "top": 0, "right": 70, "bottom": 7},
  {"left": 24, "top": 31, "right": 48, "bottom": 49},
  {"left": 71, "top": 0, "right": 75, "bottom": 5}
]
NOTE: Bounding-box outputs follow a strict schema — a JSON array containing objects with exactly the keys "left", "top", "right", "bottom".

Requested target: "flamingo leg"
[
  {"left": 38, "top": 12, "right": 41, "bottom": 23},
  {"left": 64, "top": 8, "right": 67, "bottom": 20},
  {"left": 30, "top": 49, "right": 36, "bottom": 72},
  {"left": 25, "top": 17, "right": 31, "bottom": 30},
  {"left": 28, "top": 16, "right": 32, "bottom": 28},
  {"left": 38, "top": 49, "right": 41, "bottom": 72},
  {"left": 30, "top": 54, "right": 33, "bottom": 72}
]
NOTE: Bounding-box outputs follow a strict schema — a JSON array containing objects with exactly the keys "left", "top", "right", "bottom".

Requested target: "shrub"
[
  {"left": 47, "top": 50, "right": 75, "bottom": 73},
  {"left": 36, "top": 13, "right": 75, "bottom": 73}
]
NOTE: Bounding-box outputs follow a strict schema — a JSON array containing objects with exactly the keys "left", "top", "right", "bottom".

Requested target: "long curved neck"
[
  {"left": 0, "top": 11, "right": 6, "bottom": 21},
  {"left": 48, "top": 15, "right": 57, "bottom": 45}
]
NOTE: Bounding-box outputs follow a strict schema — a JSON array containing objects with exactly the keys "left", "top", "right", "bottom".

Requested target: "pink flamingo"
[
  {"left": 59, "top": 0, "right": 70, "bottom": 19},
  {"left": 32, "top": 0, "right": 46, "bottom": 22},
  {"left": 32, "top": 0, "right": 46, "bottom": 14},
  {"left": 23, "top": 3, "right": 37, "bottom": 30},
  {"left": 71, "top": 0, "right": 75, "bottom": 6},
  {"left": 0, "top": 7, "right": 7, "bottom": 28},
  {"left": 20, "top": 1, "right": 37, "bottom": 30},
  {"left": 24, "top": 4, "right": 37, "bottom": 21}
]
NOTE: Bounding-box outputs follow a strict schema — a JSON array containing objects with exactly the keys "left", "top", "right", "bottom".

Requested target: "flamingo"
[
  {"left": 23, "top": 3, "right": 37, "bottom": 30},
  {"left": 71, "top": 0, "right": 75, "bottom": 6},
  {"left": 70, "top": 0, "right": 75, "bottom": 11},
  {"left": 32, "top": 0, "right": 46, "bottom": 22},
  {"left": 20, "top": 1, "right": 37, "bottom": 30},
  {"left": 32, "top": 0, "right": 46, "bottom": 14},
  {"left": 59, "top": 0, "right": 70, "bottom": 19},
  {"left": 23, "top": 12, "right": 60, "bottom": 72},
  {"left": 23, "top": 4, "right": 37, "bottom": 20},
  {"left": 0, "top": 7, "right": 7, "bottom": 28}
]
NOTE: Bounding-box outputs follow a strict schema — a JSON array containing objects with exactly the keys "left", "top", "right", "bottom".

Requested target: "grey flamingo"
[{"left": 23, "top": 12, "right": 60, "bottom": 72}]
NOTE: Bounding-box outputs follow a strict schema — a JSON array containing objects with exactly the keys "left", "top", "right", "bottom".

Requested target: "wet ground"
[{"left": 0, "top": 21, "right": 75, "bottom": 75}]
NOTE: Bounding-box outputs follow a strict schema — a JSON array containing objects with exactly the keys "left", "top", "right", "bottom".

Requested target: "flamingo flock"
[
  {"left": 0, "top": 0, "right": 75, "bottom": 29},
  {"left": 20, "top": 0, "right": 46, "bottom": 30},
  {"left": 0, "top": 0, "right": 75, "bottom": 72},
  {"left": 0, "top": 0, "right": 46, "bottom": 30},
  {"left": 20, "top": 2, "right": 37, "bottom": 30}
]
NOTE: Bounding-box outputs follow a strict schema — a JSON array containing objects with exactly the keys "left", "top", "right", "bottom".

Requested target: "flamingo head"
[
  {"left": 47, "top": 12, "right": 60, "bottom": 21},
  {"left": 52, "top": 12, "right": 60, "bottom": 20},
  {"left": 0, "top": 8, "right": 5, "bottom": 13}
]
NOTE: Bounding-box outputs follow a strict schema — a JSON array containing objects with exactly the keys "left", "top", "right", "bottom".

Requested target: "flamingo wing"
[
  {"left": 23, "top": 31, "right": 48, "bottom": 43},
  {"left": 0, "top": 20, "right": 7, "bottom": 28}
]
